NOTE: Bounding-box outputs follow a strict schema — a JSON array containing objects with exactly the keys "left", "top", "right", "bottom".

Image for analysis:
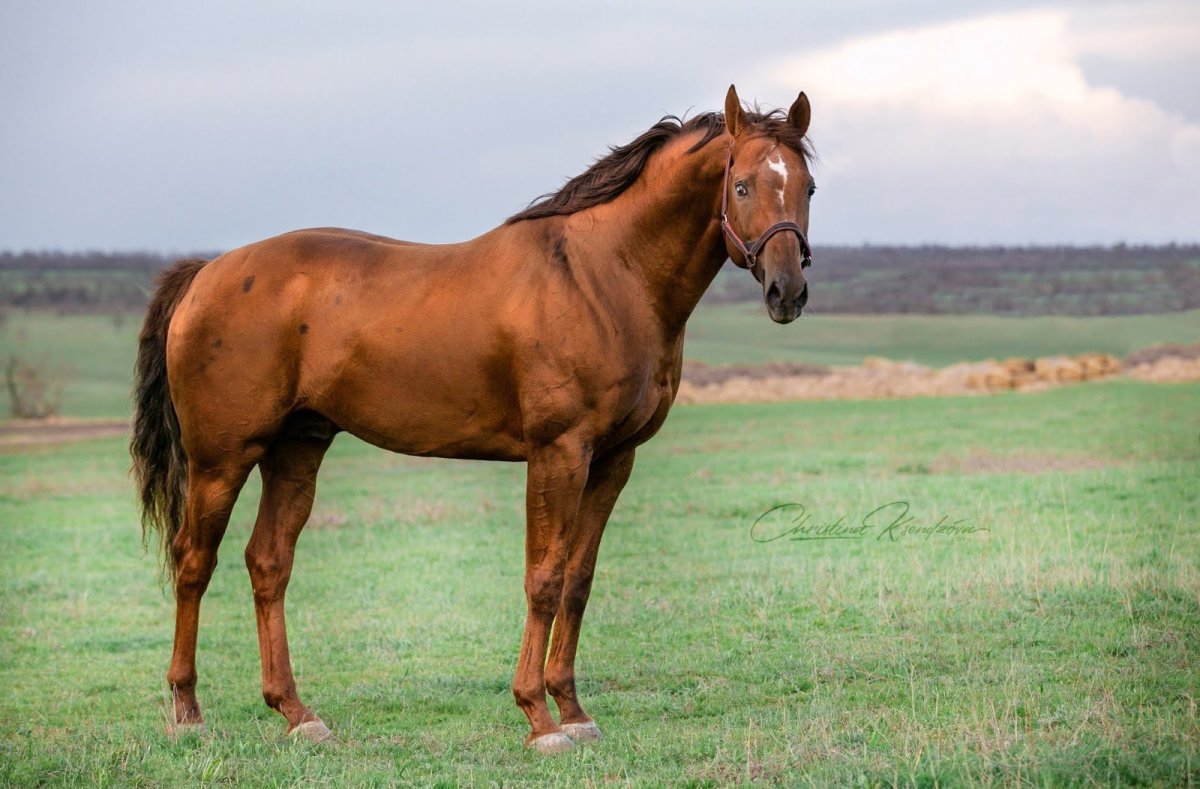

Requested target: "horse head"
[{"left": 720, "top": 84, "right": 815, "bottom": 324}]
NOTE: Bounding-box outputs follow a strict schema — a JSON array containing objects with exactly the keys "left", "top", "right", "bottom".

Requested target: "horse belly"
[{"left": 310, "top": 340, "right": 526, "bottom": 461}]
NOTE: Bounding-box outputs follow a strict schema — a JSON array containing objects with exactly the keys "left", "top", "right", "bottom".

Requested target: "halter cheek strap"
[{"left": 719, "top": 144, "right": 813, "bottom": 281}]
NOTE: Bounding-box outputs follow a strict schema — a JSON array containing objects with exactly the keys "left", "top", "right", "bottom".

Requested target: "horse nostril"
[
  {"left": 767, "top": 281, "right": 783, "bottom": 306},
  {"left": 797, "top": 285, "right": 809, "bottom": 309}
]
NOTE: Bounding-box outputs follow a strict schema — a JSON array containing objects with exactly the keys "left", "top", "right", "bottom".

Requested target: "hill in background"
[
  {"left": 2, "top": 244, "right": 1199, "bottom": 317},
  {"left": 703, "top": 244, "right": 1200, "bottom": 315}
]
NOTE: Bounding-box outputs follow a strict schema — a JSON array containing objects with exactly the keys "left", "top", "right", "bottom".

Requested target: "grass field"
[
  {"left": 1, "top": 379, "right": 1197, "bottom": 785},
  {"left": 2, "top": 307, "right": 1198, "bottom": 419},
  {"left": 685, "top": 304, "right": 1200, "bottom": 367}
]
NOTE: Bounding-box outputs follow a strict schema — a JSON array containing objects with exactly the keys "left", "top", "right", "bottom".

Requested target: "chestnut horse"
[{"left": 131, "top": 85, "right": 815, "bottom": 753}]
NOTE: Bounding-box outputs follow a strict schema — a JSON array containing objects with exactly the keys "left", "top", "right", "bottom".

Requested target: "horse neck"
[{"left": 582, "top": 136, "right": 731, "bottom": 339}]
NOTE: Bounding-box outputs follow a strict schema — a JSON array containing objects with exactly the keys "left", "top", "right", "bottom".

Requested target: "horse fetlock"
[
  {"left": 543, "top": 670, "right": 575, "bottom": 700},
  {"left": 261, "top": 681, "right": 300, "bottom": 712},
  {"left": 512, "top": 677, "right": 549, "bottom": 711},
  {"left": 167, "top": 671, "right": 197, "bottom": 696}
]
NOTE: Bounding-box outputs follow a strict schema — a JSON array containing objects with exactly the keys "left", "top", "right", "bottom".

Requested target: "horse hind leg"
[
  {"left": 166, "top": 461, "right": 257, "bottom": 732},
  {"left": 244, "top": 418, "right": 335, "bottom": 742}
]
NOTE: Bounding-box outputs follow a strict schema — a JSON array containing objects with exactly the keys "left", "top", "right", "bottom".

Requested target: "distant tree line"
[
  {"left": 2, "top": 244, "right": 1198, "bottom": 316},
  {"left": 0, "top": 250, "right": 218, "bottom": 313},
  {"left": 704, "top": 244, "right": 1200, "bottom": 315}
]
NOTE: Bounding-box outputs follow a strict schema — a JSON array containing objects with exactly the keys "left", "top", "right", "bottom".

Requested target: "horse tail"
[{"left": 130, "top": 257, "right": 207, "bottom": 585}]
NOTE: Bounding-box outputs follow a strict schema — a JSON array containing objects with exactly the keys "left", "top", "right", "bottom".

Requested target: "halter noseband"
[{"left": 719, "top": 144, "right": 813, "bottom": 281}]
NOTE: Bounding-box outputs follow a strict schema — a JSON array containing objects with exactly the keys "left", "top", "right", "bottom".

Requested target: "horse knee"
[
  {"left": 524, "top": 566, "right": 564, "bottom": 616},
  {"left": 261, "top": 680, "right": 296, "bottom": 711}
]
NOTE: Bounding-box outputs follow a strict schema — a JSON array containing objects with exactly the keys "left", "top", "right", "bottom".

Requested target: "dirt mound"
[
  {"left": 1124, "top": 342, "right": 1200, "bottom": 383},
  {"left": 676, "top": 351, "right": 1156, "bottom": 405},
  {"left": 1126, "top": 356, "right": 1200, "bottom": 383},
  {"left": 681, "top": 360, "right": 829, "bottom": 386}
]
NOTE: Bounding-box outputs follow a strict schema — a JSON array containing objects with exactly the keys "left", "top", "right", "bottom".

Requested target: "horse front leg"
[
  {"left": 544, "top": 447, "right": 636, "bottom": 744},
  {"left": 512, "top": 435, "right": 591, "bottom": 753}
]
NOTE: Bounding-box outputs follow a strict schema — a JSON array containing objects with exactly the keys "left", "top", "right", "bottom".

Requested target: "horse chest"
[{"left": 595, "top": 370, "right": 675, "bottom": 452}]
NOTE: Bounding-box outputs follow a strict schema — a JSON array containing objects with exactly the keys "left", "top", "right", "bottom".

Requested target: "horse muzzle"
[{"left": 765, "top": 272, "right": 808, "bottom": 324}]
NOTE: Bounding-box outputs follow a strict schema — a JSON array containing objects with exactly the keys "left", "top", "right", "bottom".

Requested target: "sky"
[{"left": 1, "top": 1, "right": 1197, "bottom": 251}]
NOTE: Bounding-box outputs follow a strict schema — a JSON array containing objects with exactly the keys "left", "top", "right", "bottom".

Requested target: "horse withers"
[{"left": 130, "top": 84, "right": 816, "bottom": 753}]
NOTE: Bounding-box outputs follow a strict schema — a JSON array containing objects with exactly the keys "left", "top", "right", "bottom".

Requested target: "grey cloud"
[{"left": 0, "top": 0, "right": 1192, "bottom": 249}]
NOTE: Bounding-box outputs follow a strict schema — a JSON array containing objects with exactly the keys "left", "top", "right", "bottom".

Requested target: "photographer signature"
[{"left": 750, "top": 501, "right": 988, "bottom": 543}]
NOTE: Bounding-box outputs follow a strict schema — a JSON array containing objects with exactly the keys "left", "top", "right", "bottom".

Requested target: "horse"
[{"left": 130, "top": 84, "right": 816, "bottom": 754}]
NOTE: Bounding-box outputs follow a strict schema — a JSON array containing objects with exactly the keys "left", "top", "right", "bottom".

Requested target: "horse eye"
[
  {"left": 808, "top": 185, "right": 817, "bottom": 198},
  {"left": 735, "top": 182, "right": 748, "bottom": 197}
]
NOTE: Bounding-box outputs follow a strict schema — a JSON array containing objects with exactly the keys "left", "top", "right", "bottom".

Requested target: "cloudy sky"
[{"left": 1, "top": 1, "right": 1197, "bottom": 250}]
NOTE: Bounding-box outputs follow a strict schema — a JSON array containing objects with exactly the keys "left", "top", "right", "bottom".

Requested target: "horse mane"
[{"left": 506, "top": 107, "right": 813, "bottom": 224}]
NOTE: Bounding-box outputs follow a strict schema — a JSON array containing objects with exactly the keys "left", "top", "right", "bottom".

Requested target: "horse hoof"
[
  {"left": 528, "top": 732, "right": 575, "bottom": 754},
  {"left": 167, "top": 721, "right": 206, "bottom": 737},
  {"left": 560, "top": 721, "right": 603, "bottom": 743},
  {"left": 289, "top": 719, "right": 333, "bottom": 744}
]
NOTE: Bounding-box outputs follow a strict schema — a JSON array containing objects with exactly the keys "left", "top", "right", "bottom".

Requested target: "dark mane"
[{"left": 506, "top": 108, "right": 813, "bottom": 224}]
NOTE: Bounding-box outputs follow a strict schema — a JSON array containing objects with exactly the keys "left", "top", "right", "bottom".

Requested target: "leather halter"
[{"left": 719, "top": 144, "right": 813, "bottom": 281}]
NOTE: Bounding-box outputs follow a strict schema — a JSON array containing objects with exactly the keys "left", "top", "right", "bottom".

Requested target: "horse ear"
[
  {"left": 788, "top": 91, "right": 811, "bottom": 136},
  {"left": 725, "top": 84, "right": 749, "bottom": 137}
]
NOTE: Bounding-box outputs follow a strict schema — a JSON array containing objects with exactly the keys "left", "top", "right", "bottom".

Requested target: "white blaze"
[{"left": 767, "top": 154, "right": 788, "bottom": 206}]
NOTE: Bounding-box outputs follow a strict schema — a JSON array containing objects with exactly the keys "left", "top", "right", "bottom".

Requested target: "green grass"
[
  {"left": 2, "top": 308, "right": 1198, "bottom": 419},
  {"left": 2, "top": 380, "right": 1197, "bottom": 785},
  {"left": 684, "top": 305, "right": 1200, "bottom": 367}
]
